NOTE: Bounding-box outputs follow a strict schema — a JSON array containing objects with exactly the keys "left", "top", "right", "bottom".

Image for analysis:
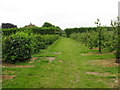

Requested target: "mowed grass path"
[{"left": 2, "top": 37, "right": 118, "bottom": 88}]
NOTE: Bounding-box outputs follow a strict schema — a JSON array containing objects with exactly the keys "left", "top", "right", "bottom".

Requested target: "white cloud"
[{"left": 0, "top": 0, "right": 119, "bottom": 29}]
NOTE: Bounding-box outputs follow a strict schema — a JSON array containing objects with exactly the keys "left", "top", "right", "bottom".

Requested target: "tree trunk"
[{"left": 98, "top": 29, "right": 102, "bottom": 54}]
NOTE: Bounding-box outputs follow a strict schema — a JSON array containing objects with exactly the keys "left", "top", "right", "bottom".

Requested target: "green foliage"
[
  {"left": 32, "top": 27, "right": 56, "bottom": 35},
  {"left": 111, "top": 17, "right": 120, "bottom": 63},
  {"left": 2, "top": 27, "right": 33, "bottom": 36},
  {"left": 2, "top": 28, "right": 18, "bottom": 36},
  {"left": 2, "top": 32, "right": 32, "bottom": 63},
  {"left": 41, "top": 34, "right": 59, "bottom": 45},
  {"left": 2, "top": 32, "right": 59, "bottom": 63},
  {"left": 68, "top": 19, "right": 117, "bottom": 53},
  {"left": 29, "top": 34, "right": 46, "bottom": 53},
  {"left": 32, "top": 27, "right": 62, "bottom": 35},
  {"left": 42, "top": 22, "right": 54, "bottom": 27},
  {"left": 2, "top": 22, "right": 60, "bottom": 63},
  {"left": 95, "top": 19, "right": 102, "bottom": 53},
  {"left": 70, "top": 29, "right": 116, "bottom": 52},
  {"left": 65, "top": 27, "right": 111, "bottom": 37},
  {"left": 2, "top": 26, "right": 62, "bottom": 36},
  {"left": 116, "top": 26, "right": 120, "bottom": 63}
]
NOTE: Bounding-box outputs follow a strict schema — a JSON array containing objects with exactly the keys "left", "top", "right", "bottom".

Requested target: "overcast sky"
[{"left": 0, "top": 0, "right": 119, "bottom": 29}]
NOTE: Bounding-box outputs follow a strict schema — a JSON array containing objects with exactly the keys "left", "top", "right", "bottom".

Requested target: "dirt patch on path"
[
  {"left": 85, "top": 72, "right": 114, "bottom": 76},
  {"left": 81, "top": 52, "right": 115, "bottom": 56},
  {"left": 3, "top": 65, "right": 34, "bottom": 68},
  {"left": 2, "top": 63, "right": 15, "bottom": 67},
  {"left": 89, "top": 59, "right": 119, "bottom": 67},
  {"left": 2, "top": 63, "right": 34, "bottom": 68},
  {"left": 15, "top": 65, "right": 34, "bottom": 67},
  {"left": 86, "top": 72, "right": 100, "bottom": 75},
  {"left": 58, "top": 60, "right": 63, "bottom": 63},
  {"left": 2, "top": 75, "right": 16, "bottom": 80},
  {"left": 45, "top": 57, "right": 56, "bottom": 63},
  {"left": 53, "top": 52, "right": 62, "bottom": 54},
  {"left": 2, "top": 71, "right": 15, "bottom": 74},
  {"left": 106, "top": 79, "right": 119, "bottom": 88},
  {"left": 2, "top": 57, "right": 43, "bottom": 67},
  {"left": 28, "top": 57, "right": 40, "bottom": 63}
]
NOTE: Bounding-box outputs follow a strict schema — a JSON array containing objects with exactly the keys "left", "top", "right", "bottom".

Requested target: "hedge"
[
  {"left": 65, "top": 27, "right": 112, "bottom": 37},
  {"left": 2, "top": 27, "right": 62, "bottom": 36},
  {"left": 2, "top": 32, "right": 32, "bottom": 63},
  {"left": 2, "top": 32, "right": 59, "bottom": 63}
]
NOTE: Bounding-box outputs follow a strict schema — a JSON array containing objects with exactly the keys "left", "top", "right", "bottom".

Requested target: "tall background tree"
[
  {"left": 2, "top": 23, "right": 17, "bottom": 29},
  {"left": 116, "top": 17, "right": 120, "bottom": 63},
  {"left": 95, "top": 19, "right": 102, "bottom": 53},
  {"left": 110, "top": 17, "right": 120, "bottom": 63},
  {"left": 42, "top": 22, "right": 54, "bottom": 27}
]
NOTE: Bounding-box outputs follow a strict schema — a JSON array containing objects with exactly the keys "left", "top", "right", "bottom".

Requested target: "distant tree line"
[
  {"left": 65, "top": 27, "right": 112, "bottom": 37},
  {"left": 2, "top": 22, "right": 62, "bottom": 36},
  {"left": 1, "top": 23, "right": 17, "bottom": 29}
]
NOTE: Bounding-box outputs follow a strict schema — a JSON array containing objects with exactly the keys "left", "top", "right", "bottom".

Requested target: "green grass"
[{"left": 2, "top": 37, "right": 118, "bottom": 88}]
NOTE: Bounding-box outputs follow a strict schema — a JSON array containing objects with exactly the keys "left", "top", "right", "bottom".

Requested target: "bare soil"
[
  {"left": 54, "top": 52, "right": 62, "bottom": 54},
  {"left": 2, "top": 75, "right": 16, "bottom": 80},
  {"left": 81, "top": 52, "right": 115, "bottom": 56},
  {"left": 2, "top": 63, "right": 34, "bottom": 68},
  {"left": 85, "top": 72, "right": 116, "bottom": 76},
  {"left": 2, "top": 71, "right": 15, "bottom": 74},
  {"left": 2, "top": 63, "right": 15, "bottom": 67},
  {"left": 15, "top": 65, "right": 34, "bottom": 67},
  {"left": 89, "top": 59, "right": 119, "bottom": 67},
  {"left": 58, "top": 60, "right": 63, "bottom": 63},
  {"left": 28, "top": 57, "right": 40, "bottom": 63},
  {"left": 45, "top": 57, "right": 56, "bottom": 63}
]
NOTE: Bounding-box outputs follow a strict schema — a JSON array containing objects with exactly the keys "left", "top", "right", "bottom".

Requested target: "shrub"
[
  {"left": 41, "top": 35, "right": 59, "bottom": 45},
  {"left": 30, "top": 34, "right": 46, "bottom": 53},
  {"left": 2, "top": 32, "right": 59, "bottom": 63},
  {"left": 2, "top": 27, "right": 62, "bottom": 36},
  {"left": 65, "top": 27, "right": 111, "bottom": 37},
  {"left": 2, "top": 27, "right": 33, "bottom": 36},
  {"left": 70, "top": 29, "right": 116, "bottom": 52},
  {"left": 2, "top": 32, "right": 32, "bottom": 63},
  {"left": 2, "top": 28, "right": 18, "bottom": 36}
]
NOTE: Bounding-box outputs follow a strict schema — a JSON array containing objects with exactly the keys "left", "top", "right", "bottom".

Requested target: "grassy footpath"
[{"left": 2, "top": 37, "right": 118, "bottom": 88}]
